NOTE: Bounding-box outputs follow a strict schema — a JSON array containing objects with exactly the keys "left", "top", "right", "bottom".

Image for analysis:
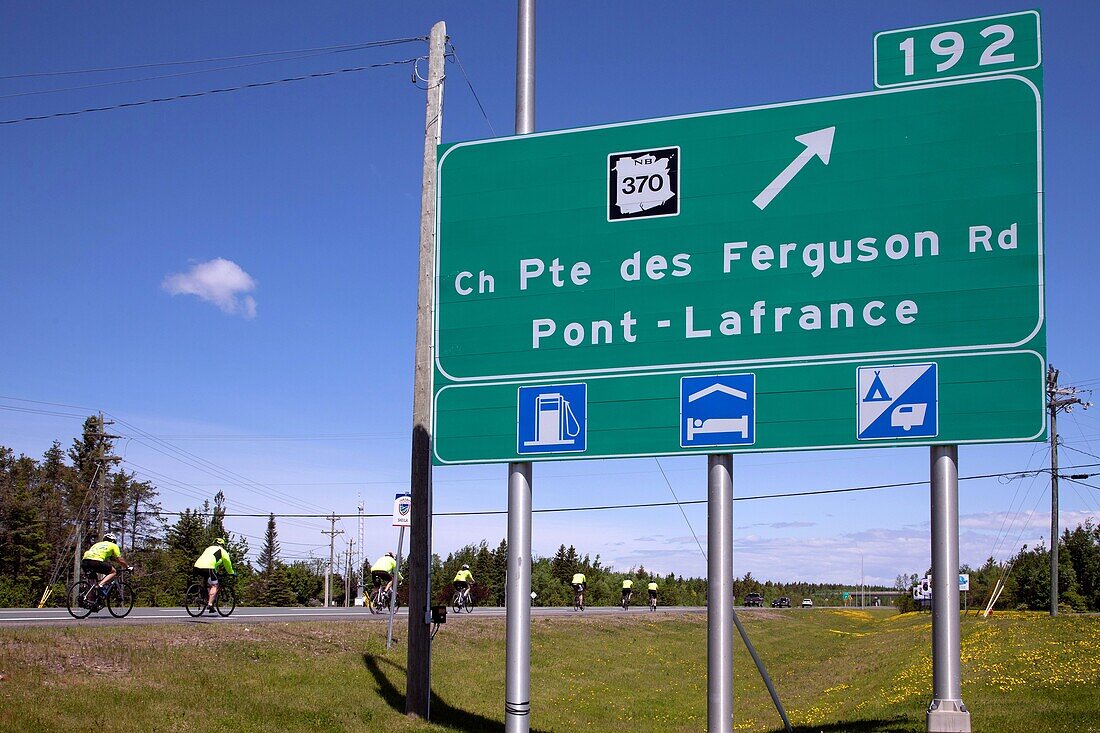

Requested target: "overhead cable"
[
  {"left": 0, "top": 38, "right": 425, "bottom": 79},
  {"left": 1, "top": 58, "right": 421, "bottom": 126}
]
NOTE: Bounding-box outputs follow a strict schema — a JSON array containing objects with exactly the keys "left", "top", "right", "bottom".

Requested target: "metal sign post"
[
  {"left": 387, "top": 525, "right": 406, "bottom": 651},
  {"left": 388, "top": 493, "right": 412, "bottom": 650},
  {"left": 928, "top": 446, "right": 970, "bottom": 732},
  {"left": 708, "top": 455, "right": 733, "bottom": 733},
  {"left": 505, "top": 4, "right": 535, "bottom": 732}
]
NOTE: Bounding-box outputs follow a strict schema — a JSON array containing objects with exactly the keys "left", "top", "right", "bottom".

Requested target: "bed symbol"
[
  {"left": 686, "top": 415, "right": 749, "bottom": 441},
  {"left": 680, "top": 375, "right": 756, "bottom": 448}
]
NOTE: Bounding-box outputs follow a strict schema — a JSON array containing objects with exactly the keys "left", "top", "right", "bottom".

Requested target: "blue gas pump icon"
[{"left": 517, "top": 384, "right": 587, "bottom": 455}]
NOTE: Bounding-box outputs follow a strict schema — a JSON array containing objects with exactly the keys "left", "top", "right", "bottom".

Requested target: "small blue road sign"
[
  {"left": 517, "top": 383, "right": 587, "bottom": 455},
  {"left": 680, "top": 374, "right": 756, "bottom": 448},
  {"left": 857, "top": 363, "right": 938, "bottom": 440}
]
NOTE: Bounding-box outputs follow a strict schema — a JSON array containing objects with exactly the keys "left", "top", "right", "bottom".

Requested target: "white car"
[{"left": 801, "top": 598, "right": 814, "bottom": 608}]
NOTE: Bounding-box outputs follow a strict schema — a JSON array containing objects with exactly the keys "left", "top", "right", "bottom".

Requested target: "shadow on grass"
[
  {"left": 363, "top": 653, "right": 550, "bottom": 733},
  {"left": 772, "top": 717, "right": 913, "bottom": 733}
]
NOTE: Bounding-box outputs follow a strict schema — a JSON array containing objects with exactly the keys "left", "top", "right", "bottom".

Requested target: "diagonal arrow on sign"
[{"left": 752, "top": 126, "right": 836, "bottom": 210}]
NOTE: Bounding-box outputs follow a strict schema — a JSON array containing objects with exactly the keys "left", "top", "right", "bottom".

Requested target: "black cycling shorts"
[
  {"left": 572, "top": 583, "right": 586, "bottom": 593},
  {"left": 193, "top": 568, "right": 219, "bottom": 585},
  {"left": 453, "top": 580, "right": 469, "bottom": 591},
  {"left": 81, "top": 559, "right": 113, "bottom": 577},
  {"left": 649, "top": 590, "right": 658, "bottom": 599},
  {"left": 372, "top": 571, "right": 392, "bottom": 588},
  {"left": 621, "top": 588, "right": 633, "bottom": 596}
]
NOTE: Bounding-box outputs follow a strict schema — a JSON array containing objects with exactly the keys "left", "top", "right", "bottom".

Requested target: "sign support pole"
[
  {"left": 387, "top": 526, "right": 406, "bottom": 650},
  {"left": 928, "top": 445, "right": 970, "bottom": 732},
  {"left": 505, "top": 463, "right": 532, "bottom": 732},
  {"left": 708, "top": 455, "right": 733, "bottom": 733},
  {"left": 506, "top": 4, "right": 535, "bottom": 733},
  {"left": 406, "top": 19, "right": 446, "bottom": 720}
]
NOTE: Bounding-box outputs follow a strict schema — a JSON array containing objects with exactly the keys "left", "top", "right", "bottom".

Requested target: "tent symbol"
[{"left": 863, "top": 371, "right": 891, "bottom": 402}]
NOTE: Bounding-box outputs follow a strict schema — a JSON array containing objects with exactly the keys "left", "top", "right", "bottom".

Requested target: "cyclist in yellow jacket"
[
  {"left": 571, "top": 571, "right": 587, "bottom": 609},
  {"left": 621, "top": 577, "right": 634, "bottom": 606},
  {"left": 371, "top": 552, "right": 399, "bottom": 595},
  {"left": 453, "top": 564, "right": 474, "bottom": 606},
  {"left": 648, "top": 580, "right": 659, "bottom": 610},
  {"left": 81, "top": 533, "right": 130, "bottom": 600},
  {"left": 194, "top": 538, "right": 235, "bottom": 614}
]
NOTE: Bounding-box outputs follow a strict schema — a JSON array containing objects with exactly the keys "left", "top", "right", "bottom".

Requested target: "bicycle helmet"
[
  {"left": 462, "top": 564, "right": 470, "bottom": 570},
  {"left": 103, "top": 532, "right": 117, "bottom": 543},
  {"left": 387, "top": 551, "right": 395, "bottom": 558},
  {"left": 214, "top": 537, "right": 227, "bottom": 547}
]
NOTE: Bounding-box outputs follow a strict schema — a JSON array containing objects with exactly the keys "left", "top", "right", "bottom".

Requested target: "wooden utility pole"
[
  {"left": 1048, "top": 365, "right": 1087, "bottom": 616},
  {"left": 407, "top": 20, "right": 447, "bottom": 720},
  {"left": 322, "top": 514, "right": 343, "bottom": 607}
]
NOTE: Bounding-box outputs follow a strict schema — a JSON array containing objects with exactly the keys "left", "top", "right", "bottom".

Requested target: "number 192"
[{"left": 898, "top": 23, "right": 1015, "bottom": 77}]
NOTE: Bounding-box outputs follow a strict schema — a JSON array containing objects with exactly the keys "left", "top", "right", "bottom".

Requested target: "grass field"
[{"left": 1, "top": 609, "right": 1097, "bottom": 732}]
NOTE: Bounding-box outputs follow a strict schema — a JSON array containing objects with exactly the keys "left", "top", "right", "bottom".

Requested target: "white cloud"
[{"left": 162, "top": 258, "right": 257, "bottom": 318}]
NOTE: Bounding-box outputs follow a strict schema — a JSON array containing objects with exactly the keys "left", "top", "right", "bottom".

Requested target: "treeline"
[
  {"left": 895, "top": 521, "right": 1100, "bottom": 613},
  {"left": 0, "top": 418, "right": 353, "bottom": 608},
  {"left": 431, "top": 541, "right": 708, "bottom": 607},
  {"left": 13, "top": 417, "right": 1094, "bottom": 613}
]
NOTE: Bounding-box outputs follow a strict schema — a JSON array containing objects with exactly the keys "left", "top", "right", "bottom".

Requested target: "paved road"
[{"left": 0, "top": 604, "right": 709, "bottom": 628}]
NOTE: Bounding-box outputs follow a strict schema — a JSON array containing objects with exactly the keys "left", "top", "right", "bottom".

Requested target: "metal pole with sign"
[
  {"left": 928, "top": 446, "right": 970, "bottom": 732},
  {"left": 388, "top": 493, "right": 412, "bottom": 650},
  {"left": 506, "top": 3, "right": 535, "bottom": 732},
  {"left": 708, "top": 455, "right": 734, "bottom": 733}
]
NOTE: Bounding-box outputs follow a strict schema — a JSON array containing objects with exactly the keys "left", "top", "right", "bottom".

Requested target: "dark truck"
[{"left": 743, "top": 592, "right": 765, "bottom": 607}]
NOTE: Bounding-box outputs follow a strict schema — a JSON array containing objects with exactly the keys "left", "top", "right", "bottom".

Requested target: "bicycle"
[
  {"left": 66, "top": 567, "right": 134, "bottom": 620},
  {"left": 572, "top": 586, "right": 585, "bottom": 612},
  {"left": 185, "top": 573, "right": 237, "bottom": 618},
  {"left": 451, "top": 586, "right": 474, "bottom": 614},
  {"left": 649, "top": 593, "right": 658, "bottom": 611},
  {"left": 370, "top": 584, "right": 400, "bottom": 615},
  {"left": 621, "top": 590, "right": 633, "bottom": 610}
]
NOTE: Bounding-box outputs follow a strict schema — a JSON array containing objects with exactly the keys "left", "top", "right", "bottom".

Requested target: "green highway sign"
[
  {"left": 434, "top": 352, "right": 1044, "bottom": 464},
  {"left": 433, "top": 75, "right": 1044, "bottom": 464},
  {"left": 874, "top": 11, "right": 1041, "bottom": 88}
]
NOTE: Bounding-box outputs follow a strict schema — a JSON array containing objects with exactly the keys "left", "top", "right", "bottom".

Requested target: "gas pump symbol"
[{"left": 524, "top": 392, "right": 581, "bottom": 447}]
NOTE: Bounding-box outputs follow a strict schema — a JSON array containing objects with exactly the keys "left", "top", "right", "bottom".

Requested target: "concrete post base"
[{"left": 927, "top": 699, "right": 971, "bottom": 732}]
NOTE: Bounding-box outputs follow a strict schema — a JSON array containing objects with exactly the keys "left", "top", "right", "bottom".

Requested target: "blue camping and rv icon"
[
  {"left": 857, "top": 363, "right": 938, "bottom": 440},
  {"left": 517, "top": 383, "right": 587, "bottom": 455}
]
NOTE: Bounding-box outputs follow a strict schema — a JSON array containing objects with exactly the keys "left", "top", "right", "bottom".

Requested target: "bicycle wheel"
[
  {"left": 215, "top": 585, "right": 236, "bottom": 617},
  {"left": 452, "top": 593, "right": 462, "bottom": 614},
  {"left": 184, "top": 584, "right": 207, "bottom": 617},
  {"left": 66, "top": 579, "right": 94, "bottom": 619},
  {"left": 370, "top": 589, "right": 383, "bottom": 614},
  {"left": 573, "top": 595, "right": 581, "bottom": 612},
  {"left": 108, "top": 581, "right": 134, "bottom": 618},
  {"left": 464, "top": 594, "right": 472, "bottom": 613}
]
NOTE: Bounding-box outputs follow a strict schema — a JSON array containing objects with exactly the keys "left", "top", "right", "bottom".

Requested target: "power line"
[
  {"left": 0, "top": 404, "right": 88, "bottom": 419},
  {"left": 0, "top": 42, "right": 423, "bottom": 101},
  {"left": 108, "top": 411, "right": 335, "bottom": 515},
  {"left": 1, "top": 58, "right": 420, "bottom": 126},
  {"left": 446, "top": 42, "right": 496, "bottom": 136},
  {"left": 132, "top": 463, "right": 1100, "bottom": 519},
  {"left": 0, "top": 38, "right": 426, "bottom": 79}
]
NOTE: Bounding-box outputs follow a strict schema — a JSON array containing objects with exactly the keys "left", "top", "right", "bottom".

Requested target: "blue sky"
[{"left": 2, "top": 1, "right": 1098, "bottom": 587}]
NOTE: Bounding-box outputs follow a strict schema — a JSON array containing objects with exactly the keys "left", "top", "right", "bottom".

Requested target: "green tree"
[
  {"left": 0, "top": 448, "right": 51, "bottom": 604},
  {"left": 249, "top": 514, "right": 295, "bottom": 606},
  {"left": 1063, "top": 520, "right": 1100, "bottom": 611}
]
